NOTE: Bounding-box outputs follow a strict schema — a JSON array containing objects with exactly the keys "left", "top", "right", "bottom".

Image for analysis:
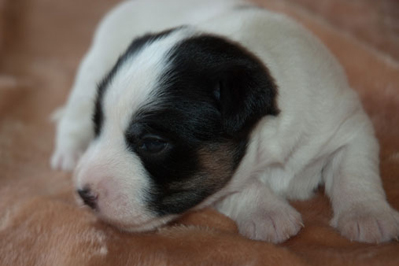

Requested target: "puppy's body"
[{"left": 52, "top": 0, "right": 399, "bottom": 243}]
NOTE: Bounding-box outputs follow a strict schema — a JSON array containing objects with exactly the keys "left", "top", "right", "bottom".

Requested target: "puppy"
[{"left": 51, "top": 0, "right": 399, "bottom": 243}]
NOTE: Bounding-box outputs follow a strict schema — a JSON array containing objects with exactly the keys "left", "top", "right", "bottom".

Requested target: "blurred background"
[{"left": 1, "top": 0, "right": 399, "bottom": 76}]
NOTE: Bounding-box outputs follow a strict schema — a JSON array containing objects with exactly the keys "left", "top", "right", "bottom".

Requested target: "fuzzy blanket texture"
[{"left": 1, "top": 0, "right": 399, "bottom": 265}]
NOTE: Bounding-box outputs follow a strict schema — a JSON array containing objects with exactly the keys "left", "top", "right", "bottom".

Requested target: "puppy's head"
[{"left": 74, "top": 27, "right": 278, "bottom": 231}]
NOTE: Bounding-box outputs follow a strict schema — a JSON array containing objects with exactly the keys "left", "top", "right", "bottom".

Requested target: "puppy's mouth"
[{"left": 74, "top": 188, "right": 179, "bottom": 232}]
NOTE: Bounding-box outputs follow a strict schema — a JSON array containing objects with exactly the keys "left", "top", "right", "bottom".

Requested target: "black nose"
[{"left": 77, "top": 188, "right": 97, "bottom": 210}]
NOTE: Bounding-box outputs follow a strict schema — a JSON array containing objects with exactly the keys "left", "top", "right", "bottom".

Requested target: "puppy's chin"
[{"left": 97, "top": 213, "right": 178, "bottom": 233}]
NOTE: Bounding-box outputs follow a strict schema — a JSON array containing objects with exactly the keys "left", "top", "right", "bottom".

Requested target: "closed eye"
[{"left": 138, "top": 136, "right": 168, "bottom": 154}]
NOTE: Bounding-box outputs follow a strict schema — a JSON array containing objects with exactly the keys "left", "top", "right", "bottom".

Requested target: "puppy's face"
[{"left": 74, "top": 28, "right": 278, "bottom": 231}]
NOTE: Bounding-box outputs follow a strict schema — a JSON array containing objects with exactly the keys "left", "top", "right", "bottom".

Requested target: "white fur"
[{"left": 52, "top": 0, "right": 399, "bottom": 243}]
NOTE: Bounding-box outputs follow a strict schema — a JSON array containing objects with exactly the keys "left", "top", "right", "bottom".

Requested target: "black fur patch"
[
  {"left": 93, "top": 28, "right": 179, "bottom": 136},
  {"left": 125, "top": 33, "right": 279, "bottom": 216}
]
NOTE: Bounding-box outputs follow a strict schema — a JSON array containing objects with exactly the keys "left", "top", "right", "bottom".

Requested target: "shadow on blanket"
[{"left": 0, "top": 0, "right": 399, "bottom": 265}]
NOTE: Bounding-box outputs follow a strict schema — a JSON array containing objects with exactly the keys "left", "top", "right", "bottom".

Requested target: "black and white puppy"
[{"left": 51, "top": 0, "right": 399, "bottom": 243}]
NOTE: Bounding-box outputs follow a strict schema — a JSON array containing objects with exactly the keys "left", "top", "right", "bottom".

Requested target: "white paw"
[
  {"left": 236, "top": 204, "right": 303, "bottom": 243},
  {"left": 51, "top": 147, "right": 83, "bottom": 171},
  {"left": 331, "top": 207, "right": 399, "bottom": 243},
  {"left": 51, "top": 112, "right": 93, "bottom": 172}
]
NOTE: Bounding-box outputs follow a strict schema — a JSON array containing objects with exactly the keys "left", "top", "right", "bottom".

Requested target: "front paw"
[
  {"left": 51, "top": 147, "right": 83, "bottom": 171},
  {"left": 51, "top": 114, "right": 93, "bottom": 172},
  {"left": 237, "top": 204, "right": 303, "bottom": 243},
  {"left": 331, "top": 206, "right": 399, "bottom": 243}
]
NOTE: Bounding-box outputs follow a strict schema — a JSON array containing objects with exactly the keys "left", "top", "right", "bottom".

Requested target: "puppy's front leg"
[
  {"left": 216, "top": 178, "right": 303, "bottom": 243},
  {"left": 51, "top": 48, "right": 110, "bottom": 171},
  {"left": 325, "top": 122, "right": 399, "bottom": 243}
]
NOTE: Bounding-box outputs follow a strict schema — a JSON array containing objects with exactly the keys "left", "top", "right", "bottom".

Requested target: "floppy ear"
[
  {"left": 168, "top": 34, "right": 279, "bottom": 136},
  {"left": 216, "top": 61, "right": 279, "bottom": 136}
]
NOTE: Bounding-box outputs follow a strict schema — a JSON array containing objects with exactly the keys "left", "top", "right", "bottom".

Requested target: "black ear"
[
  {"left": 216, "top": 61, "right": 279, "bottom": 136},
  {"left": 167, "top": 34, "right": 279, "bottom": 136}
]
